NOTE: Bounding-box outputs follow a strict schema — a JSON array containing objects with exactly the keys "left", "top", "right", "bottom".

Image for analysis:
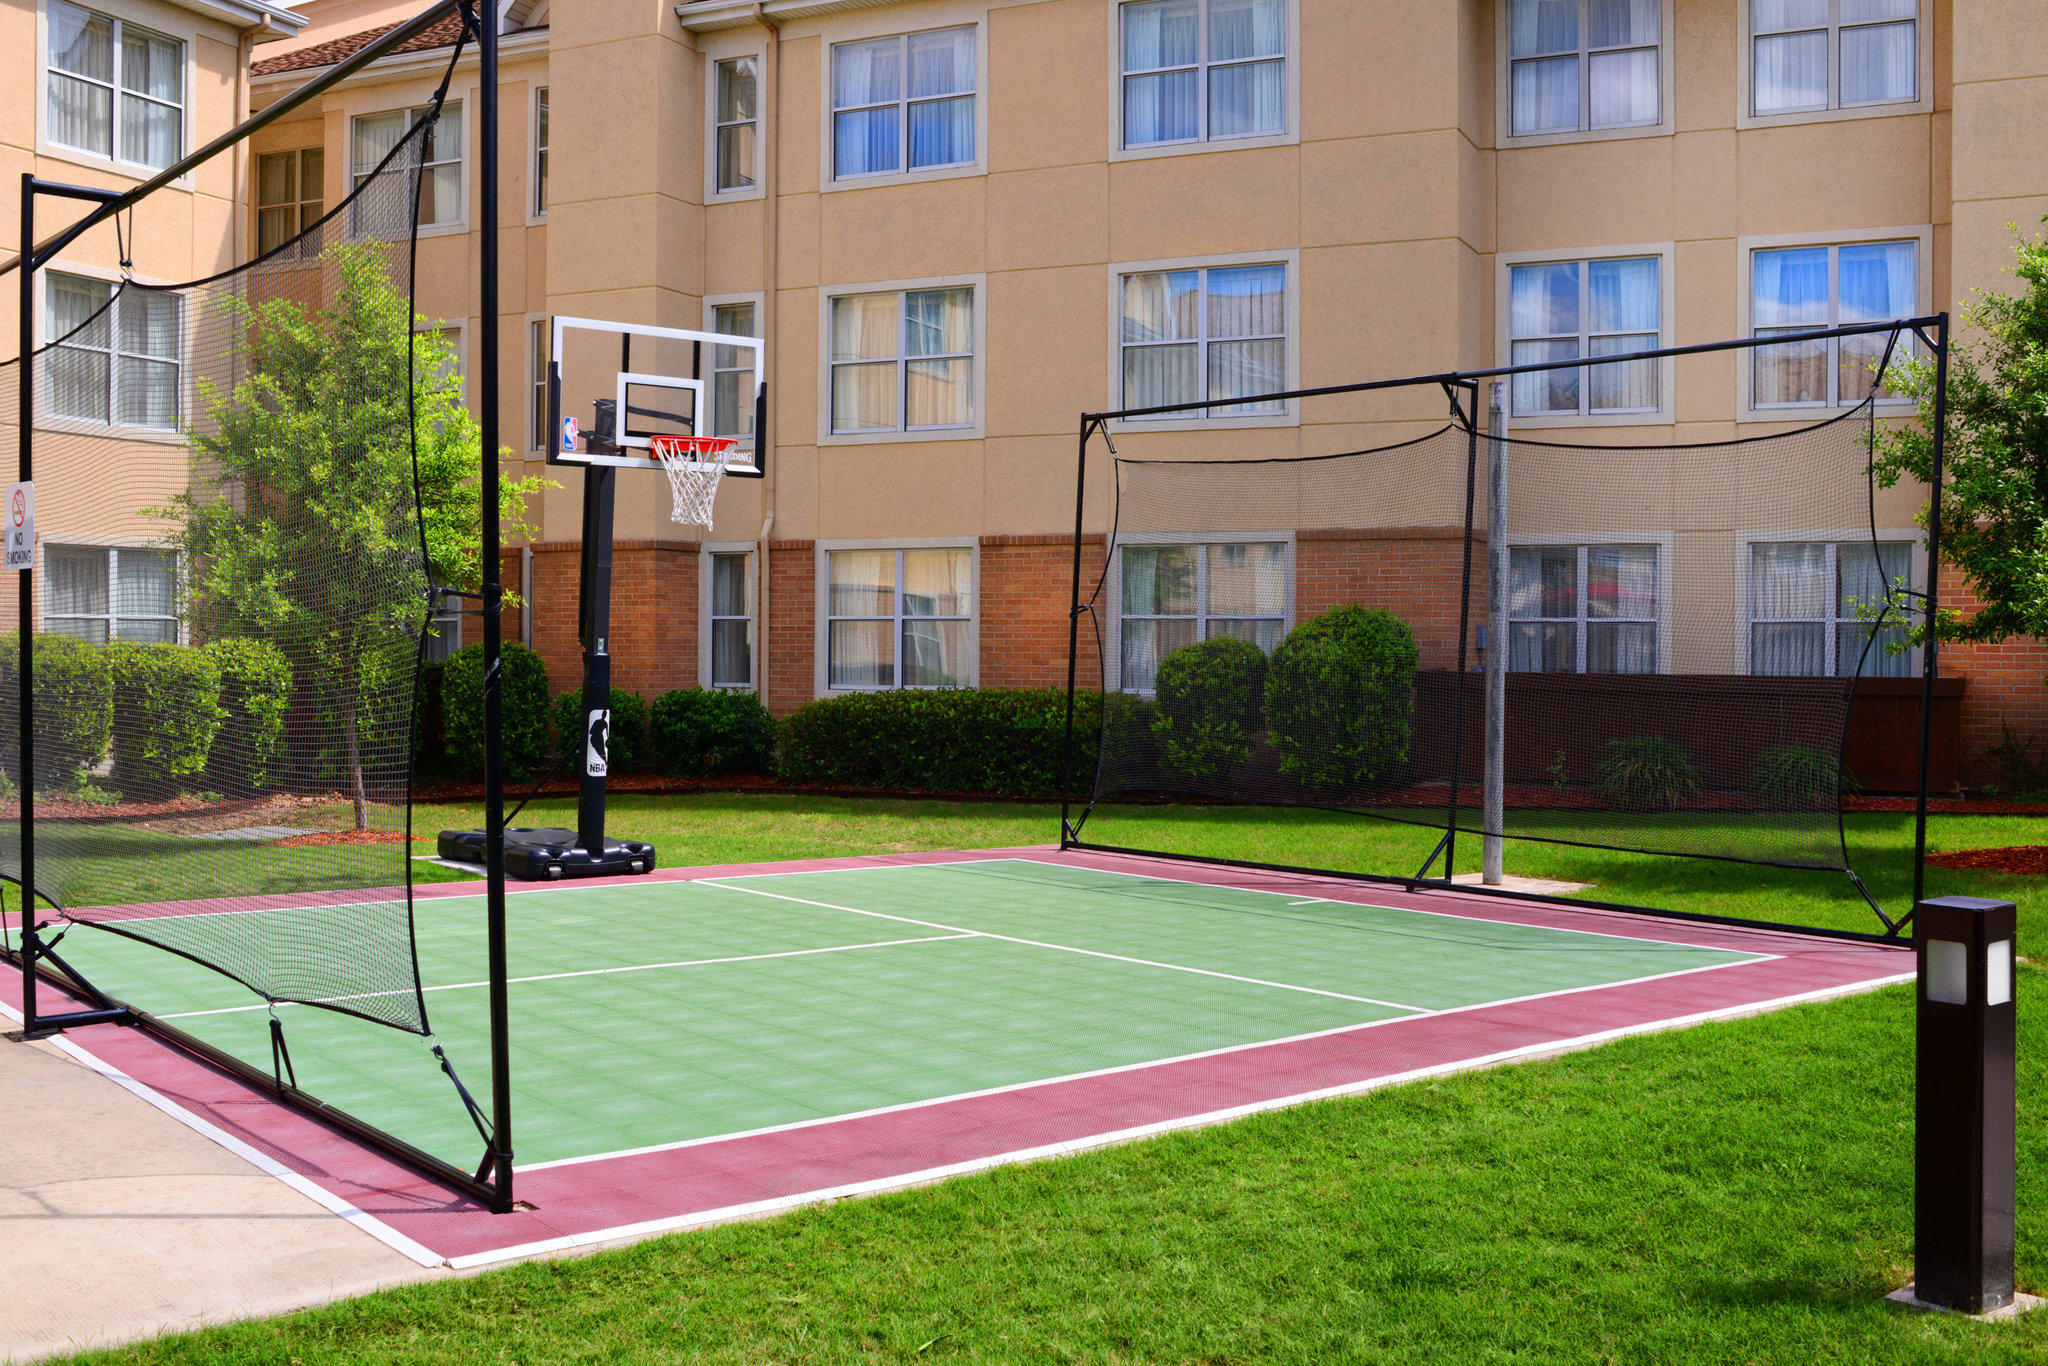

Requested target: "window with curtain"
[
  {"left": 832, "top": 27, "right": 975, "bottom": 179},
  {"left": 1121, "top": 263, "right": 1286, "bottom": 417},
  {"left": 826, "top": 548, "right": 972, "bottom": 689},
  {"left": 1119, "top": 541, "right": 1286, "bottom": 692},
  {"left": 1752, "top": 239, "right": 1914, "bottom": 406},
  {"left": 1508, "top": 544, "right": 1658, "bottom": 673},
  {"left": 46, "top": 274, "right": 180, "bottom": 430},
  {"left": 711, "top": 302, "right": 758, "bottom": 442},
  {"left": 1507, "top": 255, "right": 1659, "bottom": 417},
  {"left": 829, "top": 287, "right": 974, "bottom": 434},
  {"left": 256, "top": 147, "right": 324, "bottom": 258},
  {"left": 714, "top": 58, "right": 758, "bottom": 192},
  {"left": 1122, "top": 0, "right": 1286, "bottom": 149},
  {"left": 352, "top": 103, "right": 462, "bottom": 229},
  {"left": 45, "top": 546, "right": 180, "bottom": 644},
  {"left": 530, "top": 319, "right": 549, "bottom": 451},
  {"left": 1753, "top": 0, "right": 1916, "bottom": 115},
  {"left": 709, "top": 552, "right": 754, "bottom": 688},
  {"left": 46, "top": 1, "right": 183, "bottom": 171},
  {"left": 1508, "top": 0, "right": 1661, "bottom": 137},
  {"left": 1749, "top": 540, "right": 1911, "bottom": 676},
  {"left": 534, "top": 87, "right": 549, "bottom": 215}
]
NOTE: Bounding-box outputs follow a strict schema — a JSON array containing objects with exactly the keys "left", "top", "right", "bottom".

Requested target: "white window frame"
[
  {"left": 822, "top": 22, "right": 987, "bottom": 192},
  {"left": 415, "top": 321, "right": 466, "bottom": 409},
  {"left": 1740, "top": 530, "right": 1924, "bottom": 677},
  {"left": 818, "top": 274, "right": 985, "bottom": 445},
  {"left": 704, "top": 292, "right": 765, "bottom": 450},
  {"left": 1502, "top": 533, "right": 1673, "bottom": 676},
  {"left": 699, "top": 543, "right": 759, "bottom": 690},
  {"left": 1106, "top": 531, "right": 1296, "bottom": 694},
  {"left": 1736, "top": 226, "right": 1930, "bottom": 419},
  {"left": 351, "top": 101, "right": 466, "bottom": 235},
  {"left": 1494, "top": 243, "right": 1675, "bottom": 427},
  {"left": 526, "top": 314, "right": 551, "bottom": 454},
  {"left": 1108, "top": 250, "right": 1300, "bottom": 432},
  {"left": 1496, "top": 0, "right": 1675, "bottom": 147},
  {"left": 530, "top": 86, "right": 549, "bottom": 222},
  {"left": 1110, "top": 0, "right": 1300, "bottom": 162},
  {"left": 814, "top": 538, "right": 980, "bottom": 694},
  {"left": 42, "top": 542, "right": 184, "bottom": 644},
  {"left": 39, "top": 265, "right": 185, "bottom": 440},
  {"left": 255, "top": 145, "right": 325, "bottom": 260},
  {"left": 708, "top": 55, "right": 762, "bottom": 200},
  {"left": 39, "top": 0, "right": 192, "bottom": 177},
  {"left": 1737, "top": 0, "right": 1932, "bottom": 128}
]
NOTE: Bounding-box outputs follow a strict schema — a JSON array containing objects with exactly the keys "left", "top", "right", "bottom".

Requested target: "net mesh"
[
  {"left": 653, "top": 434, "right": 740, "bottom": 528},
  {"left": 1084, "top": 390, "right": 1909, "bottom": 878},
  {"left": 0, "top": 83, "right": 459, "bottom": 1033}
]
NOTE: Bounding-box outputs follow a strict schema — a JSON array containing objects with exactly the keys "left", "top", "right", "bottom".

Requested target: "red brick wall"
[
  {"left": 764, "top": 539, "right": 816, "bottom": 715},
  {"left": 1936, "top": 576, "right": 2048, "bottom": 787},
  {"left": 520, "top": 539, "right": 700, "bottom": 700},
  {"left": 978, "top": 534, "right": 1106, "bottom": 691},
  {"left": 1295, "top": 527, "right": 1482, "bottom": 669}
]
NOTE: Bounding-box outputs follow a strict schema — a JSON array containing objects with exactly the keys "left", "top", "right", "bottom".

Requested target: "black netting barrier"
[
  {"left": 0, "top": 68, "right": 461, "bottom": 1034},
  {"left": 1081, "top": 387, "right": 1909, "bottom": 883}
]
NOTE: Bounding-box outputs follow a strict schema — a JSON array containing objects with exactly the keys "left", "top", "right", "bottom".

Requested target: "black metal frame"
[
  {"left": 1058, "top": 316, "right": 1950, "bottom": 945},
  {"left": 4, "top": 0, "right": 514, "bottom": 1213}
]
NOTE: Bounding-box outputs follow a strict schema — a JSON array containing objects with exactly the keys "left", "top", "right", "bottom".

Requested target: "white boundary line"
[{"left": 452, "top": 968, "right": 1917, "bottom": 1270}]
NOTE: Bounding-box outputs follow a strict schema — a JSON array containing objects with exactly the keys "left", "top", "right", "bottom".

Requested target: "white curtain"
[
  {"left": 1123, "top": 546, "right": 1196, "bottom": 616},
  {"left": 1587, "top": 257, "right": 1658, "bottom": 410},
  {"left": 47, "top": 275, "right": 111, "bottom": 422},
  {"left": 1512, "top": 56, "right": 1579, "bottom": 135},
  {"left": 47, "top": 549, "right": 108, "bottom": 617},
  {"left": 1588, "top": 47, "right": 1658, "bottom": 127},
  {"left": 831, "top": 294, "right": 900, "bottom": 431},
  {"left": 1208, "top": 0, "right": 1284, "bottom": 137},
  {"left": 1122, "top": 271, "right": 1200, "bottom": 409},
  {"left": 1836, "top": 541, "right": 1910, "bottom": 676},
  {"left": 907, "top": 28, "right": 975, "bottom": 168},
  {"left": 1123, "top": 0, "right": 1200, "bottom": 145},
  {"left": 117, "top": 289, "right": 179, "bottom": 429},
  {"left": 1753, "top": 246, "right": 1830, "bottom": 404},
  {"left": 1753, "top": 9, "right": 1827, "bottom": 115},
  {"left": 1838, "top": 240, "right": 1915, "bottom": 399},
  {"left": 1206, "top": 264, "right": 1284, "bottom": 411},
  {"left": 1841, "top": 20, "right": 1915, "bottom": 103},
  {"left": 904, "top": 288, "right": 972, "bottom": 428},
  {"left": 47, "top": 2, "right": 113, "bottom": 157},
  {"left": 711, "top": 619, "right": 751, "bottom": 687},
  {"left": 1512, "top": 0, "right": 1577, "bottom": 54},
  {"left": 834, "top": 37, "right": 902, "bottom": 176},
  {"left": 119, "top": 28, "right": 181, "bottom": 169},
  {"left": 1510, "top": 623, "right": 1572, "bottom": 672},
  {"left": 1749, "top": 541, "right": 1827, "bottom": 674},
  {"left": 1589, "top": 0, "right": 1657, "bottom": 46},
  {"left": 1207, "top": 542, "right": 1284, "bottom": 616},
  {"left": 902, "top": 548, "right": 972, "bottom": 687},
  {"left": 829, "top": 551, "right": 895, "bottom": 688},
  {"left": 1509, "top": 262, "right": 1579, "bottom": 414},
  {"left": 1509, "top": 546, "right": 1574, "bottom": 615},
  {"left": 115, "top": 550, "right": 177, "bottom": 620},
  {"left": 1585, "top": 546, "right": 1657, "bottom": 672}
]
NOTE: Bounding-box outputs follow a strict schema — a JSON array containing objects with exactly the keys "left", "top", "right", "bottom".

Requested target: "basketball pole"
[{"left": 1484, "top": 381, "right": 1507, "bottom": 885}]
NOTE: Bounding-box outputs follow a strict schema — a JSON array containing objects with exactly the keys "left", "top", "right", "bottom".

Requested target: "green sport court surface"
[{"left": 3, "top": 848, "right": 1914, "bottom": 1266}]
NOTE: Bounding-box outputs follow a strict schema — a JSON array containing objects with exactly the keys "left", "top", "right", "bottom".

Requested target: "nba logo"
[{"left": 562, "top": 415, "right": 578, "bottom": 452}]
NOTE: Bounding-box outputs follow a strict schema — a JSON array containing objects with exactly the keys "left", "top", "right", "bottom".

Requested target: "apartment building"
[{"left": 21, "top": 0, "right": 2048, "bottom": 784}]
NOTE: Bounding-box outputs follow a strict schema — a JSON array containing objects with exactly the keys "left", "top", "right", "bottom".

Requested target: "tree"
[
  {"left": 164, "top": 241, "right": 541, "bottom": 827},
  {"left": 1872, "top": 224, "right": 2048, "bottom": 650}
]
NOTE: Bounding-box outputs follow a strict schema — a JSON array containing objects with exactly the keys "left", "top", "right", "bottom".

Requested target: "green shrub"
[
  {"left": 555, "top": 689, "right": 647, "bottom": 773},
  {"left": 776, "top": 688, "right": 1103, "bottom": 797},
  {"left": 201, "top": 638, "right": 292, "bottom": 793},
  {"left": 1593, "top": 734, "right": 1704, "bottom": 813},
  {"left": 0, "top": 632, "right": 115, "bottom": 790},
  {"left": 441, "top": 641, "right": 552, "bottom": 779},
  {"left": 1749, "top": 744, "right": 1859, "bottom": 810},
  {"left": 1151, "top": 635, "right": 1268, "bottom": 779},
  {"left": 106, "top": 641, "right": 227, "bottom": 796},
  {"left": 650, "top": 688, "right": 775, "bottom": 776},
  {"left": 1263, "top": 605, "right": 1418, "bottom": 792},
  {"left": 413, "top": 659, "right": 448, "bottom": 775}
]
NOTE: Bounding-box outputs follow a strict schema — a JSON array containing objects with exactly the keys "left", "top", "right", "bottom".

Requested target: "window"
[
  {"left": 709, "top": 552, "right": 754, "bottom": 688},
  {"left": 45, "top": 1, "right": 183, "bottom": 171},
  {"left": 714, "top": 59, "right": 757, "bottom": 192},
  {"left": 1121, "top": 0, "right": 1286, "bottom": 149},
  {"left": 46, "top": 274, "right": 180, "bottom": 430},
  {"left": 530, "top": 319, "right": 550, "bottom": 451},
  {"left": 1508, "top": 255, "right": 1659, "bottom": 417},
  {"left": 832, "top": 27, "right": 975, "bottom": 179},
  {"left": 1508, "top": 0, "right": 1661, "bottom": 137},
  {"left": 1752, "top": 239, "right": 1914, "bottom": 407},
  {"left": 829, "top": 287, "right": 974, "bottom": 434},
  {"left": 421, "top": 607, "right": 461, "bottom": 664},
  {"left": 45, "top": 546, "right": 179, "bottom": 643},
  {"left": 826, "top": 548, "right": 972, "bottom": 689},
  {"left": 1508, "top": 544, "right": 1658, "bottom": 673},
  {"left": 353, "top": 103, "right": 462, "bottom": 228},
  {"left": 1121, "top": 263, "right": 1285, "bottom": 417},
  {"left": 533, "top": 87, "right": 549, "bottom": 215},
  {"left": 256, "top": 147, "right": 324, "bottom": 257},
  {"left": 711, "top": 302, "right": 757, "bottom": 442},
  {"left": 1119, "top": 542, "right": 1286, "bottom": 691},
  {"left": 1752, "top": 0, "right": 1916, "bottom": 115},
  {"left": 1749, "top": 540, "right": 1910, "bottom": 676}
]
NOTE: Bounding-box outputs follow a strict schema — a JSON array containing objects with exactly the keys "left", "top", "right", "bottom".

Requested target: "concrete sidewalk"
[{"left": 1, "top": 1029, "right": 441, "bottom": 1364}]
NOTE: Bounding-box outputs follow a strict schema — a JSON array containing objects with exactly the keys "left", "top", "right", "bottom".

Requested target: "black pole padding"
[
  {"left": 577, "top": 464, "right": 615, "bottom": 855},
  {"left": 1912, "top": 895, "right": 2017, "bottom": 1314},
  {"left": 17, "top": 173, "right": 37, "bottom": 1038}
]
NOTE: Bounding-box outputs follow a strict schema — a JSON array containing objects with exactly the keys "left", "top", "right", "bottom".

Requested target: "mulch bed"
[
  {"left": 273, "top": 829, "right": 411, "bottom": 847},
  {"left": 1924, "top": 845, "right": 2048, "bottom": 875}
]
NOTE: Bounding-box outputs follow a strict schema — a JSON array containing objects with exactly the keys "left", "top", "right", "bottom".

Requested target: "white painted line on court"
[
  {"left": 461, "top": 967, "right": 1918, "bottom": 1269},
  {"left": 154, "top": 934, "right": 981, "bottom": 1020}
]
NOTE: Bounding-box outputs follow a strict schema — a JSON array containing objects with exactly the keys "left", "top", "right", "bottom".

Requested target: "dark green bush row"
[
  {"left": 651, "top": 688, "right": 775, "bottom": 776},
  {"left": 777, "top": 687, "right": 1102, "bottom": 797},
  {"left": 0, "top": 632, "right": 115, "bottom": 789},
  {"left": 204, "top": 638, "right": 293, "bottom": 792},
  {"left": 440, "top": 641, "right": 553, "bottom": 780},
  {"left": 106, "top": 641, "right": 226, "bottom": 795}
]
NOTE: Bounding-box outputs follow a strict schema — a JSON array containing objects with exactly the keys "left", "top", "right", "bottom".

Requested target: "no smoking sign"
[{"left": 6, "top": 482, "right": 34, "bottom": 571}]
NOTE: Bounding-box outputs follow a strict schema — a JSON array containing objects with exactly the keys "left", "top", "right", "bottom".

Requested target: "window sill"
[
  {"left": 822, "top": 162, "right": 984, "bottom": 194},
  {"left": 1111, "top": 410, "right": 1295, "bottom": 434},
  {"left": 1498, "top": 122, "right": 1671, "bottom": 151},
  {"left": 1504, "top": 409, "right": 1671, "bottom": 431},
  {"left": 1736, "top": 98, "right": 1930, "bottom": 132},
  {"left": 1739, "top": 400, "right": 1916, "bottom": 423},
  {"left": 35, "top": 418, "right": 185, "bottom": 446},
  {"left": 1111, "top": 130, "right": 1296, "bottom": 165},
  {"left": 819, "top": 425, "right": 982, "bottom": 447},
  {"left": 709, "top": 187, "right": 766, "bottom": 204},
  {"left": 35, "top": 140, "right": 191, "bottom": 190}
]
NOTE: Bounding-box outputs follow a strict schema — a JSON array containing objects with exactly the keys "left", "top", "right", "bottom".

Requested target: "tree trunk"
[{"left": 340, "top": 661, "right": 369, "bottom": 831}]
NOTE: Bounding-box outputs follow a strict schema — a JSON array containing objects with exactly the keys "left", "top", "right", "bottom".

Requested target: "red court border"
[{"left": 3, "top": 847, "right": 1915, "bottom": 1268}]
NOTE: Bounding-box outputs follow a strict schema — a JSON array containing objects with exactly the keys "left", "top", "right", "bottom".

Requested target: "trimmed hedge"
[
  {"left": 650, "top": 688, "right": 775, "bottom": 776},
  {"left": 555, "top": 689, "right": 647, "bottom": 773},
  {"left": 0, "top": 631, "right": 115, "bottom": 789},
  {"left": 1152, "top": 635, "right": 1268, "bottom": 779},
  {"left": 202, "top": 638, "right": 292, "bottom": 793},
  {"left": 1264, "top": 604, "right": 1418, "bottom": 793},
  {"left": 776, "top": 687, "right": 1103, "bottom": 797},
  {"left": 107, "top": 641, "right": 227, "bottom": 796},
  {"left": 441, "top": 641, "right": 552, "bottom": 779}
]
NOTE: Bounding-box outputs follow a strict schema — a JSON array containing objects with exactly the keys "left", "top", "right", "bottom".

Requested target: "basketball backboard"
[{"left": 547, "top": 316, "right": 765, "bottom": 475}]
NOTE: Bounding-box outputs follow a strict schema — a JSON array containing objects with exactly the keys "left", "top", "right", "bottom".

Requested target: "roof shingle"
[{"left": 251, "top": 14, "right": 470, "bottom": 77}]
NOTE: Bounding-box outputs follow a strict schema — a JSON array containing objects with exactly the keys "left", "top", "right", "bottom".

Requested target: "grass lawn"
[{"left": 43, "top": 794, "right": 2048, "bottom": 1364}]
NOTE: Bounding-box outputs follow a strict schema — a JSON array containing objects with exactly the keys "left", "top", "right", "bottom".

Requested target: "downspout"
[
  {"left": 751, "top": 3, "right": 781, "bottom": 700},
  {"left": 236, "top": 16, "right": 275, "bottom": 269}
]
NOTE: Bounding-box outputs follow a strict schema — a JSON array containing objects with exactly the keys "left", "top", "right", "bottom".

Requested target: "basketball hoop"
[{"left": 648, "top": 434, "right": 742, "bottom": 528}]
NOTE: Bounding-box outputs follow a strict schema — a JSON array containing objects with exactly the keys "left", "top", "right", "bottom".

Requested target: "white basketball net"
[{"left": 650, "top": 436, "right": 742, "bottom": 528}]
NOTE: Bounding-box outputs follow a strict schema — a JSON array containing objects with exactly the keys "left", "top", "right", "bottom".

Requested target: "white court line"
[
  {"left": 155, "top": 934, "right": 978, "bottom": 1020},
  {"left": 695, "top": 878, "right": 1430, "bottom": 1014}
]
